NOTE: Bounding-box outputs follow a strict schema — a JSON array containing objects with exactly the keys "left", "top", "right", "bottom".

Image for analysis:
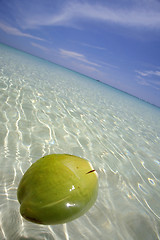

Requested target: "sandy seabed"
[{"left": 0, "top": 44, "right": 160, "bottom": 240}]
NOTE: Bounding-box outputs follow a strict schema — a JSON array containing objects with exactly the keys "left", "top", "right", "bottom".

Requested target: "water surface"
[{"left": 0, "top": 44, "right": 160, "bottom": 240}]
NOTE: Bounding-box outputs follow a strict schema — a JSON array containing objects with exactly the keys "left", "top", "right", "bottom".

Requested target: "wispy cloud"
[
  {"left": 31, "top": 42, "right": 49, "bottom": 52},
  {"left": 59, "top": 49, "right": 100, "bottom": 67},
  {"left": 77, "top": 63, "right": 100, "bottom": 74},
  {"left": 18, "top": 1, "right": 160, "bottom": 30},
  {"left": 0, "top": 22, "right": 44, "bottom": 41},
  {"left": 136, "top": 70, "right": 160, "bottom": 77},
  {"left": 137, "top": 78, "right": 160, "bottom": 90},
  {"left": 80, "top": 42, "right": 107, "bottom": 51},
  {"left": 97, "top": 60, "right": 119, "bottom": 70},
  {"left": 136, "top": 68, "right": 160, "bottom": 90}
]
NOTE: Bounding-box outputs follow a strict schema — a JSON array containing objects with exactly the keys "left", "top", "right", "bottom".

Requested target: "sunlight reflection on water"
[{"left": 0, "top": 44, "right": 160, "bottom": 240}]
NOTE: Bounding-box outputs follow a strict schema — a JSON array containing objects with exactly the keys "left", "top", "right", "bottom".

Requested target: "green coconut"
[{"left": 17, "top": 154, "right": 98, "bottom": 225}]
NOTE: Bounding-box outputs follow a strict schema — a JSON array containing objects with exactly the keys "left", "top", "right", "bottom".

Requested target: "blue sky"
[{"left": 0, "top": 0, "right": 160, "bottom": 107}]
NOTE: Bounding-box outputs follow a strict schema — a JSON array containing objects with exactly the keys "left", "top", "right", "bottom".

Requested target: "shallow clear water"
[{"left": 0, "top": 43, "right": 160, "bottom": 240}]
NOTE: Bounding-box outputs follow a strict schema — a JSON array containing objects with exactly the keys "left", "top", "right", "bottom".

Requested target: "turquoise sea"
[{"left": 0, "top": 43, "right": 160, "bottom": 240}]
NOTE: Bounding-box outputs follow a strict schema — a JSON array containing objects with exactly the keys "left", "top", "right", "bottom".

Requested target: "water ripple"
[{"left": 0, "top": 45, "right": 160, "bottom": 239}]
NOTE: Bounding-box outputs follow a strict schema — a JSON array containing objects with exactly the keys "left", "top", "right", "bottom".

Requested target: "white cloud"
[
  {"left": 77, "top": 63, "right": 100, "bottom": 74},
  {"left": 31, "top": 42, "right": 49, "bottom": 52},
  {"left": 135, "top": 71, "right": 149, "bottom": 77},
  {"left": 136, "top": 68, "right": 160, "bottom": 90},
  {"left": 0, "top": 22, "right": 44, "bottom": 41},
  {"left": 137, "top": 77, "right": 160, "bottom": 90},
  {"left": 59, "top": 49, "right": 100, "bottom": 67},
  {"left": 79, "top": 42, "right": 107, "bottom": 50},
  {"left": 136, "top": 70, "right": 160, "bottom": 77},
  {"left": 60, "top": 49, "right": 83, "bottom": 58},
  {"left": 20, "top": 1, "right": 160, "bottom": 30}
]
